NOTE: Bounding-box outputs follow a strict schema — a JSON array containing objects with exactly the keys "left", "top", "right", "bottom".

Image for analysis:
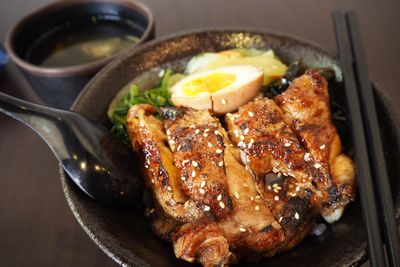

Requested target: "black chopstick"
[
  {"left": 332, "top": 10, "right": 386, "bottom": 267},
  {"left": 346, "top": 11, "right": 400, "bottom": 267}
]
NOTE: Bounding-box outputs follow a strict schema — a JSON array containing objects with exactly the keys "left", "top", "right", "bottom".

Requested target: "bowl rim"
[
  {"left": 4, "top": 0, "right": 155, "bottom": 77},
  {"left": 66, "top": 27, "right": 400, "bottom": 267}
]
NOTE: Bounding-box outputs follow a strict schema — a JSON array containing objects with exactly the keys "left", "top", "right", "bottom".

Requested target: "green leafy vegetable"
[{"left": 110, "top": 69, "right": 174, "bottom": 146}]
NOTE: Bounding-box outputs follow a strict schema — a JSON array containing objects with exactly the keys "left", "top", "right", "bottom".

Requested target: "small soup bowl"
[{"left": 5, "top": 0, "right": 154, "bottom": 109}]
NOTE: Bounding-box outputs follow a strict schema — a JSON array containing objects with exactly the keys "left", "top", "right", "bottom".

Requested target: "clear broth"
[{"left": 26, "top": 17, "right": 141, "bottom": 68}]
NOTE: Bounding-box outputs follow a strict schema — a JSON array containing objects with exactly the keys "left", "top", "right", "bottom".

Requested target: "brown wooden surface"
[{"left": 0, "top": 0, "right": 399, "bottom": 266}]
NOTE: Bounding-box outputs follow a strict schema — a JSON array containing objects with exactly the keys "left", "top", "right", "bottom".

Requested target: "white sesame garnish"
[
  {"left": 237, "top": 141, "right": 244, "bottom": 147},
  {"left": 314, "top": 163, "right": 322, "bottom": 169},
  {"left": 239, "top": 227, "right": 247, "bottom": 232},
  {"left": 151, "top": 179, "right": 155, "bottom": 184},
  {"left": 170, "top": 140, "right": 175, "bottom": 145},
  {"left": 219, "top": 201, "right": 225, "bottom": 209},
  {"left": 319, "top": 144, "right": 326, "bottom": 150},
  {"left": 284, "top": 142, "right": 291, "bottom": 147},
  {"left": 192, "top": 161, "right": 198, "bottom": 167},
  {"left": 296, "top": 186, "right": 300, "bottom": 192},
  {"left": 204, "top": 205, "right": 210, "bottom": 211},
  {"left": 295, "top": 212, "right": 300, "bottom": 220},
  {"left": 207, "top": 142, "right": 213, "bottom": 148},
  {"left": 221, "top": 98, "right": 227, "bottom": 105},
  {"left": 199, "top": 188, "right": 205, "bottom": 194},
  {"left": 166, "top": 129, "right": 171, "bottom": 135},
  {"left": 182, "top": 159, "right": 189, "bottom": 164},
  {"left": 214, "top": 130, "right": 220, "bottom": 135},
  {"left": 203, "top": 133, "right": 208, "bottom": 137},
  {"left": 254, "top": 205, "right": 260, "bottom": 211},
  {"left": 248, "top": 142, "right": 253, "bottom": 149},
  {"left": 234, "top": 130, "right": 239, "bottom": 137},
  {"left": 181, "top": 176, "right": 186, "bottom": 181},
  {"left": 267, "top": 185, "right": 272, "bottom": 190},
  {"left": 195, "top": 129, "right": 200, "bottom": 134},
  {"left": 255, "top": 195, "right": 261, "bottom": 200},
  {"left": 218, "top": 161, "right": 224, "bottom": 167},
  {"left": 177, "top": 144, "right": 181, "bottom": 151},
  {"left": 243, "top": 128, "right": 249, "bottom": 134},
  {"left": 277, "top": 172, "right": 282, "bottom": 177},
  {"left": 274, "top": 195, "right": 279, "bottom": 201},
  {"left": 217, "top": 194, "right": 222, "bottom": 201},
  {"left": 191, "top": 170, "right": 196, "bottom": 177},
  {"left": 304, "top": 153, "right": 311, "bottom": 162},
  {"left": 248, "top": 111, "right": 254, "bottom": 117},
  {"left": 279, "top": 216, "right": 283, "bottom": 222},
  {"left": 234, "top": 192, "right": 240, "bottom": 199},
  {"left": 250, "top": 196, "right": 254, "bottom": 201},
  {"left": 240, "top": 135, "right": 245, "bottom": 141},
  {"left": 204, "top": 128, "right": 210, "bottom": 133},
  {"left": 216, "top": 148, "right": 223, "bottom": 154},
  {"left": 200, "top": 181, "right": 206, "bottom": 188},
  {"left": 243, "top": 182, "right": 249, "bottom": 187},
  {"left": 167, "top": 186, "right": 172, "bottom": 192}
]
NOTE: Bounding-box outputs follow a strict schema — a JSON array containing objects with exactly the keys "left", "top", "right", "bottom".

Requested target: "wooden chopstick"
[
  {"left": 332, "top": 10, "right": 386, "bottom": 267},
  {"left": 346, "top": 11, "right": 400, "bottom": 267}
]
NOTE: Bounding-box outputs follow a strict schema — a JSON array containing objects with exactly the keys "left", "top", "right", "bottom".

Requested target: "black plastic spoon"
[{"left": 0, "top": 92, "right": 143, "bottom": 207}]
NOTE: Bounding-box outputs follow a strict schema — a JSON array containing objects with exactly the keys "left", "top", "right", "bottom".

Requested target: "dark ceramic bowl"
[
  {"left": 63, "top": 29, "right": 400, "bottom": 266},
  {"left": 5, "top": 0, "right": 154, "bottom": 109}
]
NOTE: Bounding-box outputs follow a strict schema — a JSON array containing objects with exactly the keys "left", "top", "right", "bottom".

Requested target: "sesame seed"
[
  {"left": 166, "top": 129, "right": 171, "bottom": 135},
  {"left": 279, "top": 216, "right": 283, "bottom": 222},
  {"left": 200, "top": 181, "right": 206, "bottom": 188},
  {"left": 250, "top": 196, "right": 254, "bottom": 201},
  {"left": 296, "top": 186, "right": 300, "bottom": 192},
  {"left": 284, "top": 142, "right": 291, "bottom": 147},
  {"left": 191, "top": 170, "right": 196, "bottom": 177},
  {"left": 239, "top": 227, "right": 247, "bottom": 232},
  {"left": 206, "top": 142, "right": 212, "bottom": 148},
  {"left": 274, "top": 195, "right": 279, "bottom": 201},
  {"left": 295, "top": 212, "right": 300, "bottom": 220},
  {"left": 151, "top": 179, "right": 155, "bottom": 184},
  {"left": 181, "top": 176, "right": 186, "bottom": 181},
  {"left": 314, "top": 163, "right": 322, "bottom": 169},
  {"left": 204, "top": 205, "right": 210, "bottom": 211},
  {"left": 150, "top": 208, "right": 155, "bottom": 213},
  {"left": 240, "top": 135, "right": 245, "bottom": 141},
  {"left": 205, "top": 128, "right": 210, "bottom": 133},
  {"left": 219, "top": 201, "right": 225, "bottom": 209},
  {"left": 195, "top": 129, "right": 200, "bottom": 134},
  {"left": 217, "top": 194, "right": 222, "bottom": 201},
  {"left": 203, "top": 133, "right": 208, "bottom": 137},
  {"left": 192, "top": 161, "right": 199, "bottom": 167},
  {"left": 277, "top": 172, "right": 282, "bottom": 177},
  {"left": 249, "top": 138, "right": 254, "bottom": 144},
  {"left": 244, "top": 128, "right": 249, "bottom": 134},
  {"left": 216, "top": 149, "right": 223, "bottom": 154},
  {"left": 248, "top": 142, "right": 253, "bottom": 149},
  {"left": 177, "top": 145, "right": 182, "bottom": 151},
  {"left": 254, "top": 205, "right": 260, "bottom": 211},
  {"left": 267, "top": 185, "right": 272, "bottom": 190},
  {"left": 304, "top": 153, "right": 311, "bottom": 162},
  {"left": 218, "top": 161, "right": 224, "bottom": 167},
  {"left": 319, "top": 144, "right": 326, "bottom": 149},
  {"left": 199, "top": 188, "right": 205, "bottom": 194},
  {"left": 214, "top": 130, "right": 220, "bottom": 135},
  {"left": 243, "top": 182, "right": 249, "bottom": 187},
  {"left": 248, "top": 111, "right": 254, "bottom": 117},
  {"left": 182, "top": 159, "right": 189, "bottom": 164},
  {"left": 170, "top": 140, "right": 175, "bottom": 145},
  {"left": 221, "top": 98, "right": 227, "bottom": 105},
  {"left": 167, "top": 186, "right": 172, "bottom": 192},
  {"left": 255, "top": 195, "right": 261, "bottom": 199},
  {"left": 272, "top": 183, "right": 278, "bottom": 188},
  {"left": 237, "top": 141, "right": 244, "bottom": 147},
  {"left": 234, "top": 192, "right": 240, "bottom": 199},
  {"left": 273, "top": 189, "right": 279, "bottom": 193}
]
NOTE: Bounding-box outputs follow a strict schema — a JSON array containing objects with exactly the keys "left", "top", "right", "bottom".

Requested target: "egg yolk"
[{"left": 182, "top": 73, "right": 236, "bottom": 96}]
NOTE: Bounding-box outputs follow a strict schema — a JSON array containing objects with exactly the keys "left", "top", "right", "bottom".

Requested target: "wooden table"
[{"left": 0, "top": 0, "right": 398, "bottom": 266}]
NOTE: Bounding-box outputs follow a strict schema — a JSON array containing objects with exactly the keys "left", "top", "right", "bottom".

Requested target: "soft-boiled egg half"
[{"left": 170, "top": 65, "right": 263, "bottom": 114}]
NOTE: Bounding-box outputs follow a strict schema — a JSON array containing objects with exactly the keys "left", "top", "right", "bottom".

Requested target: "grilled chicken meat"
[
  {"left": 225, "top": 97, "right": 320, "bottom": 251},
  {"left": 163, "top": 107, "right": 285, "bottom": 264},
  {"left": 125, "top": 70, "right": 355, "bottom": 266},
  {"left": 275, "top": 70, "right": 355, "bottom": 222}
]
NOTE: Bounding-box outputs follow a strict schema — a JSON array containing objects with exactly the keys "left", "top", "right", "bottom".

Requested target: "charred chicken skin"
[{"left": 125, "top": 71, "right": 355, "bottom": 266}]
